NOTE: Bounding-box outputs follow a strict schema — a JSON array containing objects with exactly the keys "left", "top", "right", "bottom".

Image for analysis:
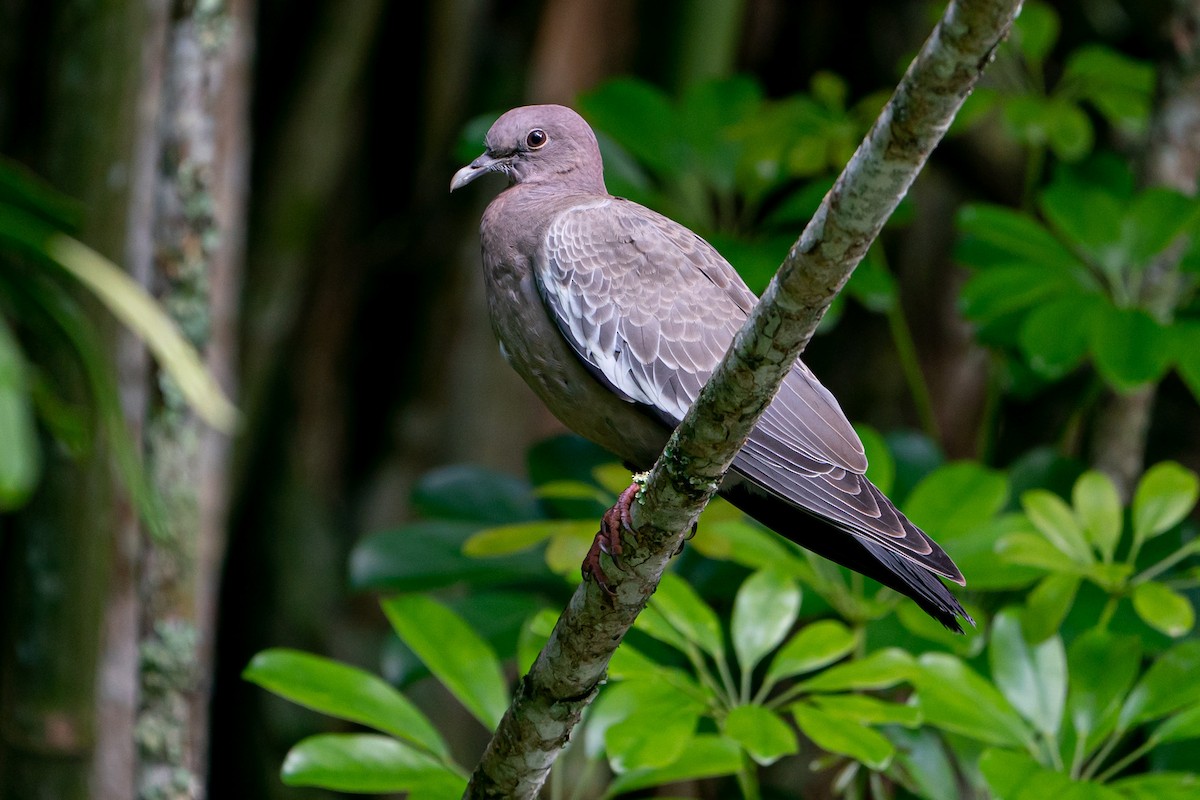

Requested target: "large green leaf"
[
  {"left": 724, "top": 704, "right": 798, "bottom": 765},
  {"left": 1090, "top": 307, "right": 1173, "bottom": 392},
  {"left": 943, "top": 513, "right": 1045, "bottom": 590},
  {"left": 1131, "top": 581, "right": 1195, "bottom": 638},
  {"left": 796, "top": 648, "right": 913, "bottom": 693},
  {"left": 462, "top": 519, "right": 597, "bottom": 557},
  {"left": 411, "top": 464, "right": 542, "bottom": 524},
  {"left": 381, "top": 595, "right": 509, "bottom": 730},
  {"left": 1151, "top": 703, "right": 1200, "bottom": 746},
  {"left": 349, "top": 521, "right": 549, "bottom": 592},
  {"left": 1020, "top": 573, "right": 1081, "bottom": 643},
  {"left": 732, "top": 570, "right": 801, "bottom": 673},
  {"left": 691, "top": 518, "right": 812, "bottom": 578},
  {"left": 1021, "top": 489, "right": 1093, "bottom": 564},
  {"left": 603, "top": 734, "right": 742, "bottom": 798},
  {"left": 1119, "top": 640, "right": 1200, "bottom": 728},
  {"left": 1110, "top": 773, "right": 1200, "bottom": 800},
  {"left": 902, "top": 461, "right": 1009, "bottom": 541},
  {"left": 809, "top": 693, "right": 922, "bottom": 727},
  {"left": 1039, "top": 177, "right": 1123, "bottom": 262},
  {"left": 648, "top": 571, "right": 726, "bottom": 660},
  {"left": 1131, "top": 462, "right": 1199, "bottom": 546},
  {"left": 281, "top": 734, "right": 465, "bottom": 796},
  {"left": 590, "top": 679, "right": 704, "bottom": 773},
  {"left": 1072, "top": 470, "right": 1123, "bottom": 562},
  {"left": 979, "top": 747, "right": 1124, "bottom": 800},
  {"left": 954, "top": 204, "right": 1080, "bottom": 272},
  {"left": 1125, "top": 188, "right": 1200, "bottom": 267},
  {"left": 579, "top": 79, "right": 683, "bottom": 177},
  {"left": 1067, "top": 629, "right": 1142, "bottom": 750},
  {"left": 990, "top": 610, "right": 1067, "bottom": 737},
  {"left": 244, "top": 649, "right": 449, "bottom": 758},
  {"left": 913, "top": 653, "right": 1035, "bottom": 749},
  {"left": 1061, "top": 45, "right": 1155, "bottom": 133},
  {"left": 765, "top": 620, "right": 857, "bottom": 683},
  {"left": 1018, "top": 294, "right": 1100, "bottom": 379},
  {"left": 0, "top": 315, "right": 39, "bottom": 509},
  {"left": 45, "top": 233, "right": 239, "bottom": 431},
  {"left": 792, "top": 702, "right": 893, "bottom": 770}
]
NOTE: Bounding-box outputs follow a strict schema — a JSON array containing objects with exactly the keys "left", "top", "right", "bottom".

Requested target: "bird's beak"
[{"left": 450, "top": 152, "right": 502, "bottom": 192}]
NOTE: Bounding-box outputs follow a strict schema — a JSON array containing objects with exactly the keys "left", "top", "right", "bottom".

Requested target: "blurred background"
[{"left": 1, "top": 0, "right": 1198, "bottom": 798}]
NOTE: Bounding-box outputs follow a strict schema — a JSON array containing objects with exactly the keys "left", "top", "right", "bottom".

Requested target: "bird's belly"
[{"left": 487, "top": 268, "right": 668, "bottom": 468}]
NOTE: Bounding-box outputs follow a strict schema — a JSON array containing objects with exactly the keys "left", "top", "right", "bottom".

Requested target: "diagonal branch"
[{"left": 463, "top": 1, "right": 1023, "bottom": 797}]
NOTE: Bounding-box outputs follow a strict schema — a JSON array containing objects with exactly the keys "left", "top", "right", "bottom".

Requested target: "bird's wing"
[
  {"left": 536, "top": 197, "right": 866, "bottom": 471},
  {"left": 538, "top": 197, "right": 962, "bottom": 583}
]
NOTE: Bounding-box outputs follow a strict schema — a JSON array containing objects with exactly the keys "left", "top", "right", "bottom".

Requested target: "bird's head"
[{"left": 450, "top": 104, "right": 606, "bottom": 194}]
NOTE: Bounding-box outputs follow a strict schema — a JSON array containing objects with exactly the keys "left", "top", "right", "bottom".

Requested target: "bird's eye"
[{"left": 526, "top": 129, "right": 548, "bottom": 149}]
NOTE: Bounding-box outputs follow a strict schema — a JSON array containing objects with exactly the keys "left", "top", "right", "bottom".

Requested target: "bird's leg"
[{"left": 582, "top": 482, "right": 640, "bottom": 598}]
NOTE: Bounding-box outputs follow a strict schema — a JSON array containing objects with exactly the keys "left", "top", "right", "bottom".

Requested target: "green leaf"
[
  {"left": 281, "top": 734, "right": 465, "bottom": 796},
  {"left": 604, "top": 734, "right": 742, "bottom": 797},
  {"left": 0, "top": 315, "right": 40, "bottom": 509},
  {"left": 1119, "top": 641, "right": 1200, "bottom": 728},
  {"left": 809, "top": 693, "right": 922, "bottom": 727},
  {"left": 944, "top": 513, "right": 1045, "bottom": 590},
  {"left": 380, "top": 595, "right": 509, "bottom": 730},
  {"left": 1072, "top": 470, "right": 1123, "bottom": 561},
  {"left": 979, "top": 747, "right": 1124, "bottom": 800},
  {"left": 1022, "top": 489, "right": 1093, "bottom": 563},
  {"left": 517, "top": 609, "right": 557, "bottom": 674},
  {"left": 1132, "top": 581, "right": 1195, "bottom": 638},
  {"left": 766, "top": 620, "right": 857, "bottom": 683},
  {"left": 913, "top": 653, "right": 1035, "bottom": 749},
  {"left": 462, "top": 519, "right": 596, "bottom": 557},
  {"left": 1110, "top": 773, "right": 1200, "bottom": 800},
  {"left": 244, "top": 649, "right": 449, "bottom": 757},
  {"left": 1040, "top": 178, "right": 1122, "bottom": 261},
  {"left": 1020, "top": 573, "right": 1081, "bottom": 643},
  {"left": 997, "top": 530, "right": 1086, "bottom": 574},
  {"left": 1061, "top": 45, "right": 1155, "bottom": 133},
  {"left": 1091, "top": 307, "right": 1173, "bottom": 392},
  {"left": 955, "top": 204, "right": 1081, "bottom": 272},
  {"left": 902, "top": 460, "right": 1009, "bottom": 540},
  {"left": 1011, "top": 0, "right": 1060, "bottom": 65},
  {"left": 1151, "top": 703, "right": 1200, "bottom": 745},
  {"left": 1067, "top": 629, "right": 1142, "bottom": 750},
  {"left": 797, "top": 648, "right": 914, "bottom": 693},
  {"left": 1018, "top": 294, "right": 1101, "bottom": 379},
  {"left": 1132, "top": 461, "right": 1199, "bottom": 545},
  {"left": 990, "top": 610, "right": 1067, "bottom": 737},
  {"left": 888, "top": 728, "right": 961, "bottom": 800},
  {"left": 349, "top": 521, "right": 548, "bottom": 593},
  {"left": 691, "top": 519, "right": 810, "bottom": 577},
  {"left": 649, "top": 571, "right": 726, "bottom": 660},
  {"left": 724, "top": 704, "right": 798, "bottom": 765},
  {"left": 958, "top": 265, "right": 1078, "bottom": 326},
  {"left": 45, "top": 234, "right": 239, "bottom": 431},
  {"left": 411, "top": 465, "right": 542, "bottom": 524},
  {"left": 594, "top": 680, "right": 703, "bottom": 772},
  {"left": 792, "top": 702, "right": 894, "bottom": 770},
  {"left": 579, "top": 79, "right": 682, "bottom": 177},
  {"left": 1045, "top": 99, "right": 1094, "bottom": 161},
  {"left": 732, "top": 570, "right": 801, "bottom": 673},
  {"left": 1126, "top": 188, "right": 1200, "bottom": 267}
]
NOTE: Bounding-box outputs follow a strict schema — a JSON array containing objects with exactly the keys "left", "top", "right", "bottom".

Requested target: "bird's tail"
[{"left": 720, "top": 484, "right": 973, "bottom": 633}]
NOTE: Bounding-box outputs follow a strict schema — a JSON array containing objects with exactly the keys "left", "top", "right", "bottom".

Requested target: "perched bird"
[{"left": 451, "top": 104, "right": 971, "bottom": 632}]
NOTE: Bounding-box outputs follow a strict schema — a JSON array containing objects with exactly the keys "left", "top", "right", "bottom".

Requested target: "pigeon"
[{"left": 451, "top": 104, "right": 971, "bottom": 631}]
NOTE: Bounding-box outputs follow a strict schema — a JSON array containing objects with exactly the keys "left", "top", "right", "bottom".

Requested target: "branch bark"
[{"left": 463, "top": 1, "right": 1023, "bottom": 796}]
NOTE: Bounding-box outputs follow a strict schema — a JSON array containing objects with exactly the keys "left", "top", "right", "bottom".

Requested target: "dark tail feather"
[{"left": 720, "top": 485, "right": 973, "bottom": 633}]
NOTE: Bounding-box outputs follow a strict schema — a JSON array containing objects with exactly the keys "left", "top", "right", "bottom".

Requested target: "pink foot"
[{"left": 582, "top": 483, "right": 639, "bottom": 598}]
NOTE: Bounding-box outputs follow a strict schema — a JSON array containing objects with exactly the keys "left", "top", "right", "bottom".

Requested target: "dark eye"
[{"left": 526, "top": 129, "right": 548, "bottom": 149}]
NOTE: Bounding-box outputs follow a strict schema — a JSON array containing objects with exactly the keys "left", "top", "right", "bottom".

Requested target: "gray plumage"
[{"left": 452, "top": 104, "right": 970, "bottom": 631}]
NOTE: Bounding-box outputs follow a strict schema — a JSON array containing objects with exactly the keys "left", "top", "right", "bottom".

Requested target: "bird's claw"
[{"left": 582, "top": 482, "right": 640, "bottom": 599}]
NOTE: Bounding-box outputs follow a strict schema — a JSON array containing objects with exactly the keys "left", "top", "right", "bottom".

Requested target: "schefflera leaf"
[{"left": 732, "top": 569, "right": 801, "bottom": 675}]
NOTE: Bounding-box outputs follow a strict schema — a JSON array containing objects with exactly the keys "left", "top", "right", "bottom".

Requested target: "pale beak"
[{"left": 450, "top": 152, "right": 502, "bottom": 192}]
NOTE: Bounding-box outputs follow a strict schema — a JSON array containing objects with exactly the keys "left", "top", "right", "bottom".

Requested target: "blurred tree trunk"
[
  {"left": 0, "top": 1, "right": 249, "bottom": 799},
  {"left": 1092, "top": 0, "right": 1200, "bottom": 497}
]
